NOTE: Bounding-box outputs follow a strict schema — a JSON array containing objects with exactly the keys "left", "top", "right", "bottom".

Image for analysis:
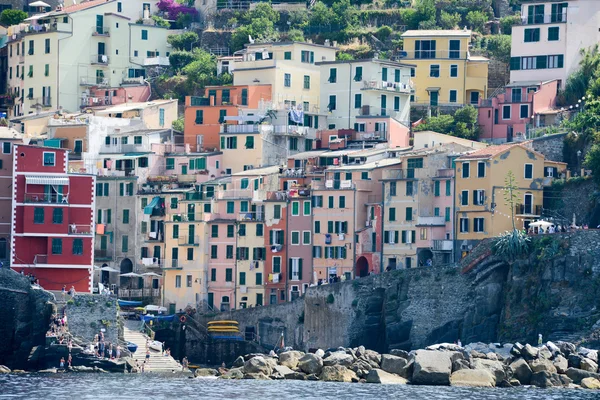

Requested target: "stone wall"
[
  {"left": 543, "top": 177, "right": 599, "bottom": 227},
  {"left": 487, "top": 59, "right": 509, "bottom": 92},
  {"left": 526, "top": 133, "right": 568, "bottom": 163},
  {"left": 0, "top": 269, "right": 54, "bottom": 369},
  {"left": 66, "top": 294, "right": 118, "bottom": 344}
]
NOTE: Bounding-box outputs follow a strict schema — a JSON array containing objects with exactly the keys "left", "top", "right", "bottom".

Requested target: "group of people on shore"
[
  {"left": 92, "top": 331, "right": 121, "bottom": 360},
  {"left": 527, "top": 223, "right": 590, "bottom": 235}
]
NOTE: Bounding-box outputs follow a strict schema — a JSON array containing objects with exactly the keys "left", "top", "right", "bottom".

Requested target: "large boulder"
[
  {"left": 219, "top": 367, "right": 244, "bottom": 379},
  {"left": 471, "top": 358, "right": 506, "bottom": 384},
  {"left": 581, "top": 377, "right": 600, "bottom": 389},
  {"left": 298, "top": 353, "right": 323, "bottom": 375},
  {"left": 565, "top": 368, "right": 600, "bottom": 384},
  {"left": 580, "top": 348, "right": 599, "bottom": 364},
  {"left": 360, "top": 350, "right": 382, "bottom": 367},
  {"left": 546, "top": 341, "right": 560, "bottom": 356},
  {"left": 553, "top": 355, "right": 568, "bottom": 374},
  {"left": 284, "top": 371, "right": 307, "bottom": 380},
  {"left": 366, "top": 369, "right": 408, "bottom": 384},
  {"left": 537, "top": 346, "right": 552, "bottom": 360},
  {"left": 273, "top": 365, "right": 294, "bottom": 378},
  {"left": 244, "top": 373, "right": 270, "bottom": 380},
  {"left": 389, "top": 349, "right": 410, "bottom": 359},
  {"left": 244, "top": 356, "right": 272, "bottom": 376},
  {"left": 450, "top": 369, "right": 495, "bottom": 388},
  {"left": 0, "top": 365, "right": 10, "bottom": 374},
  {"left": 530, "top": 371, "right": 563, "bottom": 388},
  {"left": 521, "top": 344, "right": 538, "bottom": 360},
  {"left": 529, "top": 358, "right": 557, "bottom": 374},
  {"left": 232, "top": 356, "right": 245, "bottom": 368},
  {"left": 510, "top": 343, "right": 524, "bottom": 357},
  {"left": 323, "top": 352, "right": 353, "bottom": 367},
  {"left": 581, "top": 358, "right": 598, "bottom": 373},
  {"left": 509, "top": 358, "right": 532, "bottom": 385},
  {"left": 320, "top": 365, "right": 358, "bottom": 382},
  {"left": 194, "top": 368, "right": 218, "bottom": 377},
  {"left": 452, "top": 359, "right": 470, "bottom": 372},
  {"left": 279, "top": 351, "right": 304, "bottom": 369},
  {"left": 569, "top": 354, "right": 583, "bottom": 369},
  {"left": 412, "top": 350, "right": 457, "bottom": 385},
  {"left": 557, "top": 342, "right": 576, "bottom": 357},
  {"left": 380, "top": 355, "right": 408, "bottom": 376},
  {"left": 351, "top": 359, "right": 374, "bottom": 378}
]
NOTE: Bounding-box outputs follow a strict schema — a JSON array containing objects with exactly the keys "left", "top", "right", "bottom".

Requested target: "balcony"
[
  {"left": 29, "top": 97, "right": 51, "bottom": 107},
  {"left": 436, "top": 169, "right": 454, "bottom": 178},
  {"left": 82, "top": 95, "right": 125, "bottom": 108},
  {"left": 92, "top": 27, "right": 110, "bottom": 36},
  {"left": 217, "top": 189, "right": 253, "bottom": 199},
  {"left": 417, "top": 216, "right": 446, "bottom": 226},
  {"left": 178, "top": 235, "right": 200, "bottom": 246},
  {"left": 357, "top": 105, "right": 406, "bottom": 123},
  {"left": 118, "top": 288, "right": 161, "bottom": 298},
  {"left": 432, "top": 240, "right": 453, "bottom": 252},
  {"left": 273, "top": 125, "right": 316, "bottom": 138},
  {"left": 24, "top": 193, "right": 68, "bottom": 204},
  {"left": 81, "top": 76, "right": 109, "bottom": 87},
  {"left": 518, "top": 13, "right": 567, "bottom": 25},
  {"left": 162, "top": 259, "right": 182, "bottom": 270},
  {"left": 171, "top": 213, "right": 203, "bottom": 222},
  {"left": 94, "top": 249, "right": 111, "bottom": 260},
  {"left": 381, "top": 168, "right": 428, "bottom": 180},
  {"left": 361, "top": 80, "right": 412, "bottom": 94},
  {"left": 91, "top": 54, "right": 109, "bottom": 65},
  {"left": 503, "top": 94, "right": 531, "bottom": 104},
  {"left": 33, "top": 254, "right": 47, "bottom": 265},
  {"left": 238, "top": 211, "right": 264, "bottom": 221},
  {"left": 221, "top": 124, "right": 260, "bottom": 134},
  {"left": 68, "top": 224, "right": 93, "bottom": 235},
  {"left": 357, "top": 131, "right": 387, "bottom": 141},
  {"left": 122, "top": 76, "right": 144, "bottom": 85},
  {"left": 143, "top": 56, "right": 170, "bottom": 66},
  {"left": 100, "top": 143, "right": 148, "bottom": 154},
  {"left": 515, "top": 204, "right": 542, "bottom": 216}
]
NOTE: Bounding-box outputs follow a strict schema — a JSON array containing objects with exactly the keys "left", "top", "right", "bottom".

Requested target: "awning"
[
  {"left": 426, "top": 87, "right": 441, "bottom": 92},
  {"left": 144, "top": 196, "right": 161, "bottom": 215},
  {"left": 26, "top": 176, "right": 69, "bottom": 185}
]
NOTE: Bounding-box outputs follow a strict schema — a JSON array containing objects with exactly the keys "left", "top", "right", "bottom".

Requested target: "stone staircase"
[{"left": 123, "top": 323, "right": 181, "bottom": 372}]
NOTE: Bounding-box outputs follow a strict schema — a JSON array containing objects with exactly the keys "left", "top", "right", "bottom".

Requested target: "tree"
[
  {"left": 503, "top": 170, "right": 520, "bottom": 231},
  {"left": 485, "top": 35, "right": 511, "bottom": 64},
  {"left": 172, "top": 117, "right": 184, "bottom": 132},
  {"left": 309, "top": 1, "right": 336, "bottom": 27},
  {"left": 285, "top": 29, "right": 305, "bottom": 42},
  {"left": 230, "top": 18, "right": 279, "bottom": 52},
  {"left": 499, "top": 15, "right": 520, "bottom": 35},
  {"left": 465, "top": 10, "right": 488, "bottom": 33},
  {"left": 439, "top": 11, "right": 461, "bottom": 30},
  {"left": 167, "top": 32, "right": 199, "bottom": 51},
  {"left": 0, "top": 9, "right": 28, "bottom": 26},
  {"left": 169, "top": 51, "right": 196, "bottom": 72},
  {"left": 151, "top": 15, "right": 170, "bottom": 28},
  {"left": 244, "top": 2, "right": 280, "bottom": 25},
  {"left": 585, "top": 143, "right": 600, "bottom": 185},
  {"left": 336, "top": 52, "right": 354, "bottom": 61},
  {"left": 414, "top": 114, "right": 454, "bottom": 133},
  {"left": 374, "top": 26, "right": 393, "bottom": 42},
  {"left": 559, "top": 45, "right": 600, "bottom": 106}
]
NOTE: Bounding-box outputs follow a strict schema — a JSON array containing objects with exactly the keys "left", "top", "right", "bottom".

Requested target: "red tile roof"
[
  {"left": 456, "top": 143, "right": 520, "bottom": 160},
  {"left": 61, "top": 0, "right": 113, "bottom": 14}
]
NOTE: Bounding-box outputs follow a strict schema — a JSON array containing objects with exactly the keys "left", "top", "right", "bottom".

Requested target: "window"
[
  {"left": 461, "top": 190, "right": 469, "bottom": 206},
  {"left": 221, "top": 136, "right": 237, "bottom": 149},
  {"left": 459, "top": 218, "right": 469, "bottom": 233},
  {"left": 239, "top": 224, "right": 246, "bottom": 237},
  {"left": 218, "top": 109, "right": 227, "bottom": 123},
  {"left": 210, "top": 225, "right": 218, "bottom": 238},
  {"left": 328, "top": 196, "right": 334, "bottom": 209},
  {"left": 328, "top": 68, "right": 337, "bottom": 83},
  {"left": 429, "top": 65, "right": 440, "bottom": 78},
  {"left": 405, "top": 207, "right": 413, "bottom": 221},
  {"left": 314, "top": 220, "right": 320, "bottom": 233},
  {"left": 45, "top": 38, "right": 50, "bottom": 54},
  {"left": 175, "top": 275, "right": 181, "bottom": 288},
  {"left": 226, "top": 201, "right": 234, "bottom": 214},
  {"left": 194, "top": 110, "right": 204, "bottom": 124},
  {"left": 301, "top": 50, "right": 314, "bottom": 63},
  {"left": 520, "top": 104, "right": 529, "bottom": 119},
  {"left": 524, "top": 28, "right": 540, "bottom": 43},
  {"left": 72, "top": 239, "right": 83, "bottom": 255},
  {"left": 289, "top": 138, "right": 298, "bottom": 151},
  {"left": 210, "top": 245, "right": 217, "bottom": 259},
  {"left": 52, "top": 238, "right": 62, "bottom": 255},
  {"left": 328, "top": 95, "right": 336, "bottom": 111},
  {"left": 303, "top": 201, "right": 311, "bottom": 216},
  {"left": 34, "top": 207, "right": 44, "bottom": 224},
  {"left": 462, "top": 162, "right": 470, "bottom": 178},
  {"left": 184, "top": 275, "right": 192, "bottom": 288},
  {"left": 256, "top": 272, "right": 262, "bottom": 285},
  {"left": 446, "top": 180, "right": 451, "bottom": 196},
  {"left": 159, "top": 108, "right": 165, "bottom": 127},
  {"left": 52, "top": 208, "right": 63, "bottom": 224},
  {"left": 2, "top": 142, "right": 10, "bottom": 154},
  {"left": 434, "top": 207, "right": 440, "bottom": 217},
  {"left": 473, "top": 189, "right": 485, "bottom": 206},
  {"left": 273, "top": 204, "right": 281, "bottom": 219},
  {"left": 117, "top": 2, "right": 122, "bottom": 11},
  {"left": 390, "top": 182, "right": 397, "bottom": 196},
  {"left": 141, "top": 30, "right": 148, "bottom": 40},
  {"left": 434, "top": 180, "right": 440, "bottom": 196},
  {"left": 354, "top": 66, "right": 362, "bottom": 81},
  {"left": 273, "top": 256, "right": 281, "bottom": 273},
  {"left": 291, "top": 231, "right": 300, "bottom": 245},
  {"left": 227, "top": 224, "right": 234, "bottom": 238},
  {"left": 449, "top": 90, "right": 457, "bottom": 103},
  {"left": 226, "top": 245, "right": 233, "bottom": 259},
  {"left": 474, "top": 218, "right": 485, "bottom": 232},
  {"left": 166, "top": 158, "right": 175, "bottom": 170},
  {"left": 303, "top": 75, "right": 310, "bottom": 89},
  {"left": 45, "top": 64, "right": 49, "bottom": 77},
  {"left": 415, "top": 40, "right": 436, "bottom": 59},
  {"left": 389, "top": 207, "right": 396, "bottom": 221},
  {"left": 284, "top": 73, "right": 291, "bottom": 87},
  {"left": 548, "top": 27, "right": 559, "bottom": 41},
  {"left": 406, "top": 181, "right": 414, "bottom": 196},
  {"left": 548, "top": 54, "right": 564, "bottom": 69},
  {"left": 524, "top": 164, "right": 533, "bottom": 179},
  {"left": 477, "top": 162, "right": 485, "bottom": 178},
  {"left": 445, "top": 207, "right": 451, "bottom": 222},
  {"left": 449, "top": 64, "right": 458, "bottom": 78},
  {"left": 449, "top": 39, "right": 460, "bottom": 59},
  {"left": 354, "top": 93, "right": 362, "bottom": 108},
  {"left": 122, "top": 209, "right": 130, "bottom": 224},
  {"left": 122, "top": 235, "right": 128, "bottom": 252},
  {"left": 284, "top": 51, "right": 292, "bottom": 60},
  {"left": 303, "top": 231, "right": 311, "bottom": 245},
  {"left": 394, "top": 96, "right": 400, "bottom": 111},
  {"left": 338, "top": 196, "right": 346, "bottom": 208},
  {"left": 381, "top": 67, "right": 388, "bottom": 81},
  {"left": 502, "top": 105, "right": 511, "bottom": 119},
  {"left": 187, "top": 248, "right": 193, "bottom": 260},
  {"left": 43, "top": 152, "right": 55, "bottom": 166}
]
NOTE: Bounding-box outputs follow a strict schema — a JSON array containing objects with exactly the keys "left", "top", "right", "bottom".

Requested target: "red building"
[{"left": 11, "top": 145, "right": 95, "bottom": 292}]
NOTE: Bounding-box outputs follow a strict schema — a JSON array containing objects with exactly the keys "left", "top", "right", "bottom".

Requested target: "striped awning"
[{"left": 25, "top": 176, "right": 69, "bottom": 185}]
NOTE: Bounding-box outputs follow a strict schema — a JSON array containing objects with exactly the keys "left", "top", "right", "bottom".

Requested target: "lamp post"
[{"left": 577, "top": 149, "right": 582, "bottom": 176}]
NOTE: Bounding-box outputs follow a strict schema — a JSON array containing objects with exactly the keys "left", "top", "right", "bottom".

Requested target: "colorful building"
[
  {"left": 477, "top": 80, "right": 559, "bottom": 143},
  {"left": 401, "top": 29, "right": 489, "bottom": 107},
  {"left": 11, "top": 144, "right": 95, "bottom": 292},
  {"left": 0, "top": 128, "right": 23, "bottom": 265},
  {"left": 454, "top": 144, "right": 567, "bottom": 254}
]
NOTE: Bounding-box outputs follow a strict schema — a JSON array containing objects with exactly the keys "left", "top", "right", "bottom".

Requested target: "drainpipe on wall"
[
  {"left": 352, "top": 188, "right": 356, "bottom": 278},
  {"left": 57, "top": 16, "right": 74, "bottom": 112},
  {"left": 348, "top": 63, "right": 352, "bottom": 129},
  {"left": 380, "top": 182, "right": 385, "bottom": 273},
  {"left": 284, "top": 200, "right": 289, "bottom": 303}
]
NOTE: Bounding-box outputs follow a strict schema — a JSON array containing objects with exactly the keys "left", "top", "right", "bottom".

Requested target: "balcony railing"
[
  {"left": 92, "top": 27, "right": 110, "bottom": 36},
  {"left": 216, "top": 189, "right": 253, "bottom": 199},
  {"left": 178, "top": 235, "right": 200, "bottom": 246},
  {"left": 100, "top": 143, "right": 147, "bottom": 153},
  {"left": 94, "top": 249, "right": 111, "bottom": 260},
  {"left": 34, "top": 254, "right": 48, "bottom": 265},
  {"left": 69, "top": 224, "right": 93, "bottom": 235},
  {"left": 171, "top": 213, "right": 203, "bottom": 222},
  {"left": 81, "top": 76, "right": 109, "bottom": 86},
  {"left": 118, "top": 288, "right": 161, "bottom": 298},
  {"left": 358, "top": 131, "right": 387, "bottom": 141},
  {"left": 82, "top": 96, "right": 125, "bottom": 107},
  {"left": 24, "top": 193, "right": 68, "bottom": 204},
  {"left": 436, "top": 168, "right": 454, "bottom": 178},
  {"left": 432, "top": 240, "right": 453, "bottom": 251},
  {"left": 92, "top": 54, "right": 109, "bottom": 65},
  {"left": 221, "top": 124, "right": 260, "bottom": 134},
  {"left": 122, "top": 76, "right": 144, "bottom": 85},
  {"left": 272, "top": 125, "right": 316, "bottom": 138},
  {"left": 357, "top": 105, "right": 405, "bottom": 121},
  {"left": 417, "top": 216, "right": 446, "bottom": 226},
  {"left": 143, "top": 56, "right": 170, "bottom": 66},
  {"left": 361, "top": 80, "right": 412, "bottom": 93},
  {"left": 519, "top": 13, "right": 567, "bottom": 25},
  {"left": 515, "top": 204, "right": 542, "bottom": 216},
  {"left": 29, "top": 97, "right": 51, "bottom": 107},
  {"left": 504, "top": 94, "right": 531, "bottom": 104},
  {"left": 238, "top": 211, "right": 264, "bottom": 221},
  {"left": 162, "top": 259, "right": 182, "bottom": 269},
  {"left": 381, "top": 168, "right": 428, "bottom": 180}
]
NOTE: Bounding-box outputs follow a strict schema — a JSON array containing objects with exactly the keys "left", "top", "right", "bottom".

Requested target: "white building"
[{"left": 510, "top": 0, "right": 600, "bottom": 86}]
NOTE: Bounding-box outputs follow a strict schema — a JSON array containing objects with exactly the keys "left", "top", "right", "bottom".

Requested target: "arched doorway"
[
  {"left": 418, "top": 249, "right": 434, "bottom": 267},
  {"left": 356, "top": 256, "right": 369, "bottom": 278},
  {"left": 101, "top": 263, "right": 110, "bottom": 285},
  {"left": 119, "top": 258, "right": 133, "bottom": 287}
]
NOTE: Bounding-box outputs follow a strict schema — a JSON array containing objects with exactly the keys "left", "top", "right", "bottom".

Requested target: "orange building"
[{"left": 184, "top": 84, "right": 272, "bottom": 152}]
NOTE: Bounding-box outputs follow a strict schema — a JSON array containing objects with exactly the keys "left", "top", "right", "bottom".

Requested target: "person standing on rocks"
[
  {"left": 538, "top": 334, "right": 543, "bottom": 346},
  {"left": 59, "top": 357, "right": 65, "bottom": 369},
  {"left": 182, "top": 356, "right": 189, "bottom": 371}
]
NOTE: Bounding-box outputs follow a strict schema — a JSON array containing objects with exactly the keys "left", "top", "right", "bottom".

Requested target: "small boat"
[
  {"left": 148, "top": 340, "right": 163, "bottom": 352},
  {"left": 126, "top": 342, "right": 138, "bottom": 353}
]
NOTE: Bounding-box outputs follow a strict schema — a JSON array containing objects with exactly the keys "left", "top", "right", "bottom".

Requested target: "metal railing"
[
  {"left": 94, "top": 249, "right": 111, "bottom": 259},
  {"left": 178, "top": 235, "right": 200, "bottom": 246},
  {"left": 143, "top": 56, "right": 170, "bottom": 66},
  {"left": 82, "top": 96, "right": 125, "bottom": 107},
  {"left": 171, "top": 213, "right": 204, "bottom": 222},
  {"left": 24, "top": 193, "right": 68, "bottom": 204},
  {"left": 361, "top": 80, "right": 412, "bottom": 93},
  {"left": 222, "top": 124, "right": 260, "bottom": 134},
  {"left": 515, "top": 204, "right": 543, "bottom": 216},
  {"left": 519, "top": 13, "right": 567, "bottom": 25},
  {"left": 68, "top": 224, "right": 93, "bottom": 235},
  {"left": 119, "top": 288, "right": 161, "bottom": 298},
  {"left": 29, "top": 97, "right": 51, "bottom": 107},
  {"left": 92, "top": 27, "right": 110, "bottom": 36},
  {"left": 100, "top": 143, "right": 148, "bottom": 153},
  {"left": 417, "top": 216, "right": 446, "bottom": 226},
  {"left": 432, "top": 240, "right": 453, "bottom": 251},
  {"left": 162, "top": 259, "right": 181, "bottom": 269},
  {"left": 34, "top": 254, "right": 48, "bottom": 264},
  {"left": 122, "top": 76, "right": 144, "bottom": 85},
  {"left": 357, "top": 105, "right": 404, "bottom": 120},
  {"left": 92, "top": 54, "right": 109, "bottom": 64},
  {"left": 216, "top": 189, "right": 253, "bottom": 199},
  {"left": 272, "top": 125, "right": 315, "bottom": 138},
  {"left": 237, "top": 211, "right": 264, "bottom": 221},
  {"left": 504, "top": 94, "right": 531, "bottom": 104},
  {"left": 80, "top": 76, "right": 109, "bottom": 86}
]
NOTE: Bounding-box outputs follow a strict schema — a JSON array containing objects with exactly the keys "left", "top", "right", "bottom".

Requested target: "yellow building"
[
  {"left": 401, "top": 30, "right": 489, "bottom": 107},
  {"left": 454, "top": 144, "right": 566, "bottom": 246}
]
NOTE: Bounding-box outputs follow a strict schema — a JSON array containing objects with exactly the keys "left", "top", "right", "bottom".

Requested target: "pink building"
[
  {"left": 478, "top": 80, "right": 559, "bottom": 143},
  {"left": 81, "top": 85, "right": 150, "bottom": 109},
  {"left": 355, "top": 203, "right": 383, "bottom": 276}
]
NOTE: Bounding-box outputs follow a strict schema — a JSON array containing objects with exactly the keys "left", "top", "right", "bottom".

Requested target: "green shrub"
[
  {"left": 493, "top": 230, "right": 531, "bottom": 263},
  {"left": 67, "top": 299, "right": 74, "bottom": 305}
]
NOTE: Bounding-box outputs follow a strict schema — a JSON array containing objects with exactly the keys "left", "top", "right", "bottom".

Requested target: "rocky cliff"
[
  {"left": 0, "top": 269, "right": 55, "bottom": 369},
  {"left": 187, "top": 231, "right": 600, "bottom": 363}
]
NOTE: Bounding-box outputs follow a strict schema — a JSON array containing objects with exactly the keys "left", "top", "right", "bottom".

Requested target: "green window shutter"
[
  {"left": 170, "top": 197, "right": 178, "bottom": 209},
  {"left": 536, "top": 55, "right": 547, "bottom": 69},
  {"left": 298, "top": 259, "right": 303, "bottom": 280},
  {"left": 327, "top": 221, "right": 333, "bottom": 233},
  {"left": 245, "top": 136, "right": 254, "bottom": 149},
  {"left": 96, "top": 183, "right": 102, "bottom": 196},
  {"left": 53, "top": 208, "right": 63, "bottom": 224},
  {"left": 382, "top": 67, "right": 388, "bottom": 81},
  {"left": 103, "top": 183, "right": 109, "bottom": 196},
  {"left": 406, "top": 207, "right": 412, "bottom": 221},
  {"left": 256, "top": 223, "right": 263, "bottom": 236},
  {"left": 256, "top": 272, "right": 262, "bottom": 285},
  {"left": 434, "top": 180, "right": 440, "bottom": 196},
  {"left": 292, "top": 201, "right": 299, "bottom": 215},
  {"left": 166, "top": 158, "right": 175, "bottom": 170},
  {"left": 72, "top": 239, "right": 83, "bottom": 255},
  {"left": 315, "top": 221, "right": 320, "bottom": 233},
  {"left": 446, "top": 180, "right": 451, "bottom": 196},
  {"left": 445, "top": 207, "right": 450, "bottom": 222},
  {"left": 239, "top": 272, "right": 246, "bottom": 285},
  {"left": 328, "top": 196, "right": 334, "bottom": 208},
  {"left": 173, "top": 224, "right": 179, "bottom": 239},
  {"left": 339, "top": 196, "right": 345, "bottom": 208},
  {"left": 303, "top": 201, "right": 310, "bottom": 215},
  {"left": 510, "top": 57, "right": 521, "bottom": 71},
  {"left": 122, "top": 235, "right": 128, "bottom": 252},
  {"left": 123, "top": 209, "right": 129, "bottom": 224},
  {"left": 52, "top": 238, "right": 62, "bottom": 254},
  {"left": 189, "top": 160, "right": 195, "bottom": 170},
  {"left": 96, "top": 209, "right": 102, "bottom": 224},
  {"left": 119, "top": 183, "right": 124, "bottom": 196},
  {"left": 389, "top": 208, "right": 396, "bottom": 221},
  {"left": 557, "top": 55, "right": 564, "bottom": 68},
  {"left": 232, "top": 137, "right": 237, "bottom": 149},
  {"left": 401, "top": 231, "right": 406, "bottom": 243},
  {"left": 107, "top": 209, "right": 111, "bottom": 224},
  {"left": 220, "top": 137, "right": 225, "bottom": 149}
]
